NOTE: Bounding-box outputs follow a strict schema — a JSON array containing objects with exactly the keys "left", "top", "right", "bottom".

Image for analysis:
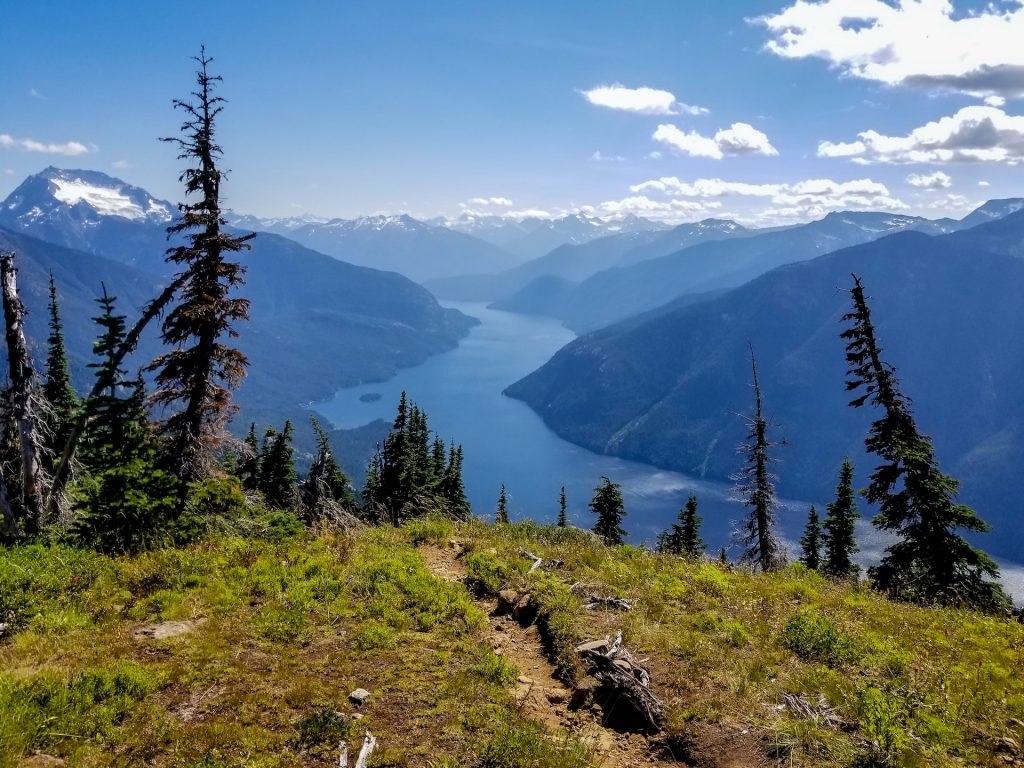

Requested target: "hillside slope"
[{"left": 507, "top": 219, "right": 1024, "bottom": 560}]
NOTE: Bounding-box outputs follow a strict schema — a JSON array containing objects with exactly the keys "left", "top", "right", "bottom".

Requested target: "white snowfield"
[{"left": 50, "top": 176, "right": 172, "bottom": 222}]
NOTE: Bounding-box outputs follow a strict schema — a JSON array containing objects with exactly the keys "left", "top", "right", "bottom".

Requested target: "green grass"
[{"left": 3, "top": 516, "right": 1022, "bottom": 767}]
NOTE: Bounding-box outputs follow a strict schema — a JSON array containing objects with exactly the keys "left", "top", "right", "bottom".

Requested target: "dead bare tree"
[{"left": 1, "top": 251, "right": 45, "bottom": 534}]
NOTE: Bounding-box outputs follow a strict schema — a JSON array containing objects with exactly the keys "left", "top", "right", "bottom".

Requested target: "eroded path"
[{"left": 420, "top": 541, "right": 672, "bottom": 767}]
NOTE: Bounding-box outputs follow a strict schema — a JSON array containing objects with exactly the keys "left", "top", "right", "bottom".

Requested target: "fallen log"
[
  {"left": 576, "top": 631, "right": 664, "bottom": 732},
  {"left": 516, "top": 548, "right": 543, "bottom": 573}
]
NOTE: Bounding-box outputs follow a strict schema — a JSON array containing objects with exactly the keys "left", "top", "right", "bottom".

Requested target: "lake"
[{"left": 316, "top": 301, "right": 1024, "bottom": 600}]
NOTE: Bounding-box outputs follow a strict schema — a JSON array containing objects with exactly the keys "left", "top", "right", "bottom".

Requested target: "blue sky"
[{"left": 2, "top": 0, "right": 1023, "bottom": 225}]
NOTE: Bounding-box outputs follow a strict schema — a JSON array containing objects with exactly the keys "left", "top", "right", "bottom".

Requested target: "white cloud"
[
  {"left": 112, "top": 159, "right": 130, "bottom": 170},
  {"left": 985, "top": 95, "right": 1007, "bottom": 107},
  {"left": 653, "top": 122, "right": 778, "bottom": 159},
  {"left": 627, "top": 174, "right": 907, "bottom": 220},
  {"left": 819, "top": 106, "right": 1024, "bottom": 164},
  {"left": 906, "top": 170, "right": 952, "bottom": 189},
  {"left": 758, "top": 0, "right": 1024, "bottom": 98},
  {"left": 581, "top": 83, "right": 708, "bottom": 116},
  {"left": 0, "top": 133, "right": 92, "bottom": 156},
  {"left": 29, "top": 88, "right": 45, "bottom": 100},
  {"left": 979, "top": 180, "right": 991, "bottom": 186},
  {"left": 3, "top": 168, "right": 13, "bottom": 176},
  {"left": 580, "top": 194, "right": 723, "bottom": 221},
  {"left": 465, "top": 196, "right": 514, "bottom": 207},
  {"left": 590, "top": 150, "right": 626, "bottom": 162}
]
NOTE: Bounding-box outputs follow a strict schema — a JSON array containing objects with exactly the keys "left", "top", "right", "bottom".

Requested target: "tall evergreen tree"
[
  {"left": 732, "top": 348, "right": 785, "bottom": 571},
  {"left": 822, "top": 458, "right": 861, "bottom": 579},
  {"left": 260, "top": 420, "right": 297, "bottom": 510},
  {"left": 42, "top": 273, "right": 78, "bottom": 459},
  {"left": 148, "top": 48, "right": 254, "bottom": 482},
  {"left": 658, "top": 494, "right": 705, "bottom": 556},
  {"left": 679, "top": 494, "right": 705, "bottom": 556},
  {"left": 440, "top": 442, "right": 469, "bottom": 518},
  {"left": 590, "top": 475, "right": 626, "bottom": 546},
  {"left": 557, "top": 485, "right": 568, "bottom": 528},
  {"left": 842, "top": 274, "right": 1008, "bottom": 611},
  {"left": 237, "top": 422, "right": 260, "bottom": 492},
  {"left": 430, "top": 436, "right": 447, "bottom": 484},
  {"left": 301, "top": 416, "right": 353, "bottom": 514},
  {"left": 74, "top": 292, "right": 177, "bottom": 552},
  {"left": 799, "top": 506, "right": 822, "bottom": 571},
  {"left": 495, "top": 483, "right": 509, "bottom": 524}
]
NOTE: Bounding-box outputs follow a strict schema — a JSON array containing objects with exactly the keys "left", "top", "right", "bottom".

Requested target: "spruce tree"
[
  {"left": 842, "top": 275, "right": 1008, "bottom": 611},
  {"left": 306, "top": 416, "right": 353, "bottom": 505},
  {"left": 74, "top": 292, "right": 177, "bottom": 552},
  {"left": 238, "top": 422, "right": 260, "bottom": 491},
  {"left": 822, "top": 458, "right": 860, "bottom": 579},
  {"left": 557, "top": 485, "right": 567, "bottom": 528},
  {"left": 42, "top": 273, "right": 78, "bottom": 459},
  {"left": 590, "top": 475, "right": 626, "bottom": 546},
  {"left": 260, "top": 420, "right": 297, "bottom": 510},
  {"left": 679, "top": 494, "right": 705, "bottom": 556},
  {"left": 732, "top": 348, "right": 785, "bottom": 571},
  {"left": 495, "top": 483, "right": 509, "bottom": 524},
  {"left": 659, "top": 495, "right": 705, "bottom": 556},
  {"left": 148, "top": 48, "right": 253, "bottom": 482},
  {"left": 799, "top": 506, "right": 822, "bottom": 571},
  {"left": 430, "top": 437, "right": 447, "bottom": 485},
  {"left": 440, "top": 443, "right": 469, "bottom": 518}
]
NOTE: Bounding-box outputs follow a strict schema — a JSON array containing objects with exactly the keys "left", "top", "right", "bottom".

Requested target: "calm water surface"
[{"left": 316, "top": 301, "right": 1024, "bottom": 600}]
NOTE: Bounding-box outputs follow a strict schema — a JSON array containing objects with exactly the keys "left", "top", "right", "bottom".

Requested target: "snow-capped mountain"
[
  {"left": 444, "top": 212, "right": 668, "bottom": 260},
  {"left": 956, "top": 198, "right": 1024, "bottom": 231},
  {"left": 0, "top": 167, "right": 176, "bottom": 268},
  {"left": 257, "top": 213, "right": 519, "bottom": 282},
  {"left": 225, "top": 212, "right": 329, "bottom": 234}
]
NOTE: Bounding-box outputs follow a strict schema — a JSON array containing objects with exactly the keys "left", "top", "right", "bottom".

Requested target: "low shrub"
[{"left": 782, "top": 610, "right": 858, "bottom": 667}]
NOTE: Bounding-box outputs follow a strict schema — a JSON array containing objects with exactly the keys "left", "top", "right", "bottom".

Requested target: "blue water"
[
  {"left": 315, "top": 302, "right": 812, "bottom": 552},
  {"left": 315, "top": 301, "right": 1024, "bottom": 601}
]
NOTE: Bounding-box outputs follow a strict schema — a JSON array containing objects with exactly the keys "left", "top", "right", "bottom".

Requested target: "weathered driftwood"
[
  {"left": 338, "top": 729, "right": 377, "bottom": 768},
  {"left": 782, "top": 692, "right": 848, "bottom": 730},
  {"left": 576, "top": 631, "right": 664, "bottom": 732},
  {"left": 517, "top": 548, "right": 544, "bottom": 573},
  {"left": 1, "top": 251, "right": 45, "bottom": 533},
  {"left": 570, "top": 583, "right": 634, "bottom": 611}
]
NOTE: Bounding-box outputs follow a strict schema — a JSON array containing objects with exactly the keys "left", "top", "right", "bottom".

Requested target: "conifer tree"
[
  {"left": 732, "top": 348, "right": 785, "bottom": 571},
  {"left": 431, "top": 437, "right": 447, "bottom": 484},
  {"left": 822, "top": 458, "right": 860, "bottom": 578},
  {"left": 42, "top": 273, "right": 78, "bottom": 459},
  {"left": 260, "top": 420, "right": 297, "bottom": 510},
  {"left": 679, "top": 494, "right": 705, "bottom": 556},
  {"left": 557, "top": 485, "right": 567, "bottom": 528},
  {"left": 590, "top": 475, "right": 626, "bottom": 546},
  {"left": 74, "top": 292, "right": 177, "bottom": 552},
  {"left": 300, "top": 416, "right": 353, "bottom": 513},
  {"left": 440, "top": 443, "right": 469, "bottom": 518},
  {"left": 799, "top": 506, "right": 822, "bottom": 571},
  {"left": 496, "top": 483, "right": 509, "bottom": 524},
  {"left": 842, "top": 274, "right": 1008, "bottom": 611},
  {"left": 718, "top": 547, "right": 728, "bottom": 565},
  {"left": 238, "top": 422, "right": 260, "bottom": 491},
  {"left": 148, "top": 48, "right": 254, "bottom": 482},
  {"left": 658, "top": 494, "right": 705, "bottom": 556}
]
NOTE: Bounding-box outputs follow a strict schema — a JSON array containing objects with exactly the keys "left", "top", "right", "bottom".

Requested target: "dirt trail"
[{"left": 420, "top": 542, "right": 670, "bottom": 766}]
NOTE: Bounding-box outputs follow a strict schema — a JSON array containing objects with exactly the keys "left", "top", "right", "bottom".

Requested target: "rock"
[
  {"left": 996, "top": 736, "right": 1020, "bottom": 755},
  {"left": 545, "top": 688, "right": 568, "bottom": 705},
  {"left": 351, "top": 712, "right": 364, "bottom": 721},
  {"left": 133, "top": 618, "right": 206, "bottom": 640},
  {"left": 575, "top": 639, "right": 610, "bottom": 654},
  {"left": 497, "top": 590, "right": 521, "bottom": 614},
  {"left": 570, "top": 676, "right": 601, "bottom": 709},
  {"left": 348, "top": 688, "right": 372, "bottom": 706},
  {"left": 517, "top": 675, "right": 534, "bottom": 685},
  {"left": 511, "top": 596, "right": 538, "bottom": 625},
  {"left": 0, "top": 622, "right": 9, "bottom": 637}
]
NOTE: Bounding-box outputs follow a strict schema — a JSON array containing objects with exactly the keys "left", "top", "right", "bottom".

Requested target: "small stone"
[
  {"left": 517, "top": 675, "right": 534, "bottom": 685},
  {"left": 545, "top": 689, "right": 568, "bottom": 705},
  {"left": 348, "top": 688, "right": 371, "bottom": 706},
  {"left": 351, "top": 712, "right": 364, "bottom": 721}
]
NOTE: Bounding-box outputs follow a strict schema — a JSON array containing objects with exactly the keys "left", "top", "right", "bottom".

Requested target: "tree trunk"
[
  {"left": 0, "top": 469, "right": 16, "bottom": 536},
  {"left": 0, "top": 251, "right": 44, "bottom": 533}
]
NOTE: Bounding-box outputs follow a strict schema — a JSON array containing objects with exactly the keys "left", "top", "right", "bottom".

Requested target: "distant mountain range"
[
  {"left": 478, "top": 205, "right": 1019, "bottom": 332},
  {"left": 439, "top": 212, "right": 668, "bottom": 261},
  {"left": 426, "top": 218, "right": 751, "bottom": 303},
  {"left": 0, "top": 168, "right": 476, "bottom": 456},
  {"left": 506, "top": 211, "right": 1024, "bottom": 560}
]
